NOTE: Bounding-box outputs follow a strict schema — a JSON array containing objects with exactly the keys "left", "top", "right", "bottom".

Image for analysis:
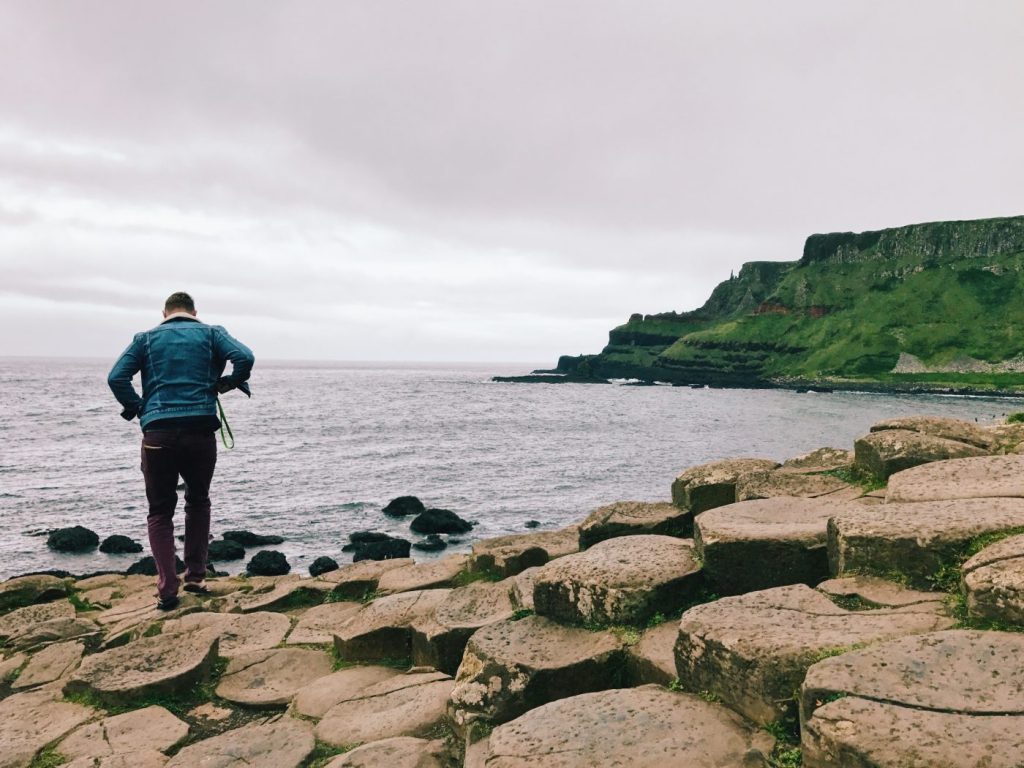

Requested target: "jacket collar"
[{"left": 160, "top": 312, "right": 201, "bottom": 324}]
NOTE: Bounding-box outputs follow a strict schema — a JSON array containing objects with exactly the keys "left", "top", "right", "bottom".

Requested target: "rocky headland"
[{"left": 4, "top": 413, "right": 1024, "bottom": 766}]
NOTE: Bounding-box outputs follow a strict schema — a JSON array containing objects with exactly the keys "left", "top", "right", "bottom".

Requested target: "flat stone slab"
[
  {"left": 219, "top": 577, "right": 331, "bottom": 613},
  {"left": 324, "top": 737, "right": 445, "bottom": 768},
  {"left": 779, "top": 447, "right": 854, "bottom": 474},
  {"left": 318, "top": 559, "right": 414, "bottom": 600},
  {"left": 12, "top": 640, "right": 83, "bottom": 690},
  {"left": 625, "top": 622, "right": 677, "bottom": 686},
  {"left": 870, "top": 415, "right": 996, "bottom": 450},
  {"left": 0, "top": 652, "right": 27, "bottom": 681},
  {"left": 469, "top": 526, "right": 580, "bottom": 578},
  {"left": 827, "top": 498, "right": 1024, "bottom": 589},
  {"left": 817, "top": 575, "right": 946, "bottom": 608},
  {"left": 58, "top": 705, "right": 188, "bottom": 760},
  {"left": 165, "top": 716, "right": 315, "bottom": 768},
  {"left": 162, "top": 611, "right": 291, "bottom": 657},
  {"left": 10, "top": 616, "right": 99, "bottom": 652},
  {"left": 216, "top": 647, "right": 333, "bottom": 707},
  {"left": 887, "top": 454, "right": 1024, "bottom": 503},
  {"left": 316, "top": 671, "right": 455, "bottom": 747},
  {"left": 854, "top": 429, "right": 987, "bottom": 481},
  {"left": 962, "top": 533, "right": 1024, "bottom": 625},
  {"left": 0, "top": 688, "right": 94, "bottom": 768},
  {"left": 671, "top": 457, "right": 780, "bottom": 513},
  {"left": 333, "top": 589, "right": 450, "bottom": 663},
  {"left": 475, "top": 685, "right": 774, "bottom": 768},
  {"left": 533, "top": 535, "right": 701, "bottom": 625},
  {"left": 292, "top": 664, "right": 403, "bottom": 719},
  {"left": 449, "top": 614, "right": 625, "bottom": 734},
  {"left": 673, "top": 584, "right": 954, "bottom": 725},
  {"left": 376, "top": 554, "right": 470, "bottom": 594},
  {"left": 578, "top": 501, "right": 691, "bottom": 549},
  {"left": 411, "top": 581, "right": 515, "bottom": 674},
  {"left": 286, "top": 601, "right": 362, "bottom": 645},
  {"left": 0, "top": 574, "right": 67, "bottom": 612},
  {"left": 0, "top": 600, "right": 75, "bottom": 644},
  {"left": 735, "top": 470, "right": 858, "bottom": 502},
  {"left": 801, "top": 630, "right": 1024, "bottom": 767},
  {"left": 65, "top": 628, "right": 220, "bottom": 705},
  {"left": 65, "top": 750, "right": 168, "bottom": 768}
]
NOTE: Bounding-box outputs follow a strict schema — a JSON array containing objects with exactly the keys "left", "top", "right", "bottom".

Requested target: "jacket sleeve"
[
  {"left": 213, "top": 326, "right": 255, "bottom": 392},
  {"left": 107, "top": 335, "right": 144, "bottom": 420}
]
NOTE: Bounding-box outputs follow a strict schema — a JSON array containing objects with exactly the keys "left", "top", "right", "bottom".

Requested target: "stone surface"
[
  {"left": 316, "top": 671, "right": 455, "bottom": 747},
  {"left": 533, "top": 535, "right": 701, "bottom": 625},
  {"left": 674, "top": 584, "right": 954, "bottom": 725},
  {"left": 98, "top": 534, "right": 143, "bottom": 554},
  {"left": 448, "top": 614, "right": 625, "bottom": 732},
  {"left": 64, "top": 750, "right": 168, "bottom": 768},
  {"left": 854, "top": 429, "right": 987, "bottom": 481},
  {"left": 246, "top": 550, "right": 290, "bottom": 576},
  {"left": 734, "top": 470, "right": 857, "bottom": 502},
  {"left": 827, "top": 497, "right": 1024, "bottom": 589},
  {"left": 376, "top": 554, "right": 470, "bottom": 594},
  {"left": 671, "top": 457, "right": 780, "bottom": 513},
  {"left": 58, "top": 705, "right": 188, "bottom": 760},
  {"left": 886, "top": 454, "right": 1024, "bottom": 502},
  {"left": 411, "top": 580, "right": 516, "bottom": 674},
  {"left": 352, "top": 536, "right": 413, "bottom": 562},
  {"left": 65, "top": 628, "right": 220, "bottom": 704},
  {"left": 0, "top": 688, "right": 94, "bottom": 768},
  {"left": 578, "top": 501, "right": 692, "bottom": 549},
  {"left": 164, "top": 716, "right": 314, "bottom": 768},
  {"left": 779, "top": 447, "right": 854, "bottom": 474},
  {"left": 507, "top": 567, "right": 539, "bottom": 611},
  {"left": 319, "top": 558, "right": 414, "bottom": 599},
  {"left": 12, "top": 640, "right": 83, "bottom": 689},
  {"left": 817, "top": 575, "right": 946, "bottom": 608},
  {"left": 695, "top": 497, "right": 859, "bottom": 595},
  {"left": 412, "top": 534, "right": 448, "bottom": 552},
  {"left": 469, "top": 526, "right": 580, "bottom": 578},
  {"left": 334, "top": 589, "right": 450, "bottom": 663},
  {"left": 869, "top": 415, "right": 996, "bottom": 450},
  {"left": 47, "top": 526, "right": 100, "bottom": 552},
  {"left": 477, "top": 686, "right": 774, "bottom": 768},
  {"left": 216, "top": 647, "right": 333, "bottom": 707},
  {"left": 801, "top": 630, "right": 1024, "bottom": 768},
  {"left": 292, "top": 664, "right": 403, "bottom": 719},
  {"left": 309, "top": 556, "right": 339, "bottom": 577},
  {"left": 410, "top": 507, "right": 473, "bottom": 534},
  {"left": 222, "top": 530, "right": 285, "bottom": 546},
  {"left": 0, "top": 652, "right": 27, "bottom": 681},
  {"left": 625, "top": 622, "right": 677, "bottom": 686},
  {"left": 0, "top": 600, "right": 75, "bottom": 644},
  {"left": 382, "top": 496, "right": 426, "bottom": 517},
  {"left": 162, "top": 611, "right": 291, "bottom": 656},
  {"left": 8, "top": 616, "right": 99, "bottom": 652},
  {"left": 0, "top": 574, "right": 67, "bottom": 612},
  {"left": 208, "top": 539, "right": 246, "bottom": 561},
  {"left": 126, "top": 555, "right": 185, "bottom": 576},
  {"left": 324, "top": 737, "right": 445, "bottom": 768},
  {"left": 219, "top": 577, "right": 330, "bottom": 613},
  {"left": 962, "top": 533, "right": 1024, "bottom": 624},
  {"left": 286, "top": 601, "right": 362, "bottom": 645}
]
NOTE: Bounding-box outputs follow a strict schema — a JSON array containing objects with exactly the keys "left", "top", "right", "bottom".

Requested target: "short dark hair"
[{"left": 164, "top": 292, "right": 195, "bottom": 313}]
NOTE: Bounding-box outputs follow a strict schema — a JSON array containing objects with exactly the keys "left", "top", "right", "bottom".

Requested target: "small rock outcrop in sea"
[
  {"left": 410, "top": 508, "right": 473, "bottom": 535},
  {"left": 411, "top": 533, "right": 447, "bottom": 552},
  {"left": 352, "top": 535, "right": 412, "bottom": 562},
  {"left": 308, "top": 555, "right": 339, "bottom": 577},
  {"left": 222, "top": 530, "right": 285, "bottom": 546},
  {"left": 382, "top": 495, "right": 427, "bottom": 517},
  {"left": 46, "top": 526, "right": 100, "bottom": 553},
  {"left": 246, "top": 550, "right": 290, "bottom": 576},
  {"left": 126, "top": 555, "right": 186, "bottom": 576},
  {"left": 207, "top": 538, "right": 246, "bottom": 561},
  {"left": 98, "top": 535, "right": 144, "bottom": 554}
]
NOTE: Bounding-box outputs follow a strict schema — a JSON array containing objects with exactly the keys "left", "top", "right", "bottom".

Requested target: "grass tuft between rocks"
[
  {"left": 817, "top": 467, "right": 886, "bottom": 493},
  {"left": 763, "top": 717, "right": 802, "bottom": 767},
  {"left": 27, "top": 746, "right": 66, "bottom": 768},
  {"left": 931, "top": 526, "right": 1024, "bottom": 594},
  {"left": 299, "top": 739, "right": 356, "bottom": 768},
  {"left": 453, "top": 568, "right": 503, "bottom": 587}
]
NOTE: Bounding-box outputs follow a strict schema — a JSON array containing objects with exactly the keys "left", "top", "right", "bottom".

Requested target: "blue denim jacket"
[{"left": 108, "top": 315, "right": 255, "bottom": 431}]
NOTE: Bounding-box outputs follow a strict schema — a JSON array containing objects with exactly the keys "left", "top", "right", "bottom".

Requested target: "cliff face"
[{"left": 556, "top": 215, "right": 1024, "bottom": 388}]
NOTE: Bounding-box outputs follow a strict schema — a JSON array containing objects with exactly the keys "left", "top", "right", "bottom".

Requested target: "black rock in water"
[
  {"left": 208, "top": 539, "right": 246, "bottom": 561},
  {"left": 382, "top": 496, "right": 426, "bottom": 517},
  {"left": 349, "top": 531, "right": 393, "bottom": 543},
  {"left": 412, "top": 534, "right": 447, "bottom": 552},
  {"left": 127, "top": 555, "right": 186, "bottom": 576},
  {"left": 410, "top": 508, "right": 473, "bottom": 535},
  {"left": 352, "top": 537, "right": 411, "bottom": 562},
  {"left": 309, "top": 556, "right": 339, "bottom": 577},
  {"left": 223, "top": 530, "right": 285, "bottom": 547},
  {"left": 47, "top": 526, "right": 100, "bottom": 553},
  {"left": 524, "top": 520, "right": 541, "bottom": 529},
  {"left": 247, "top": 550, "right": 290, "bottom": 576},
  {"left": 99, "top": 535, "right": 144, "bottom": 554}
]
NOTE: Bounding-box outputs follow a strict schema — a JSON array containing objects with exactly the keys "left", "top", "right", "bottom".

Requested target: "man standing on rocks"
[{"left": 108, "top": 292, "right": 254, "bottom": 610}]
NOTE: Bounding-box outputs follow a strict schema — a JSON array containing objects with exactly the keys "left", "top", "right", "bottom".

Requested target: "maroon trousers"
[{"left": 141, "top": 430, "right": 217, "bottom": 599}]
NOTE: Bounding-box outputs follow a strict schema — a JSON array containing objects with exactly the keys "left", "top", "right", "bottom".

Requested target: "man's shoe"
[
  {"left": 183, "top": 581, "right": 210, "bottom": 595},
  {"left": 156, "top": 595, "right": 180, "bottom": 611}
]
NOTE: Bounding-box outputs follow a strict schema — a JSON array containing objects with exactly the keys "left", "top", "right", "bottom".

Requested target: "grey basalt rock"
[
  {"left": 961, "top": 533, "right": 1024, "bottom": 625},
  {"left": 57, "top": 705, "right": 189, "bottom": 761},
  {"left": 734, "top": 470, "right": 858, "bottom": 502},
  {"left": 0, "top": 600, "right": 75, "bottom": 645},
  {"left": 469, "top": 526, "right": 580, "bottom": 578},
  {"left": 12, "top": 640, "right": 84, "bottom": 690},
  {"left": 162, "top": 611, "right": 291, "bottom": 657},
  {"left": 47, "top": 526, "right": 100, "bottom": 553},
  {"left": 333, "top": 589, "right": 450, "bottom": 663},
  {"left": 475, "top": 685, "right": 774, "bottom": 768},
  {"left": 869, "top": 415, "right": 997, "bottom": 450},
  {"left": 532, "top": 535, "right": 701, "bottom": 626},
  {"left": 886, "top": 454, "right": 1024, "bottom": 503},
  {"left": 671, "top": 457, "right": 780, "bottom": 513},
  {"left": 164, "top": 716, "right": 315, "bottom": 768},
  {"left": 827, "top": 497, "right": 1024, "bottom": 589},
  {"left": 292, "top": 665, "right": 403, "bottom": 719},
  {"left": 375, "top": 554, "right": 469, "bottom": 595},
  {"left": 0, "top": 689, "right": 94, "bottom": 768},
  {"left": 817, "top": 575, "right": 946, "bottom": 609},
  {"left": 779, "top": 447, "right": 854, "bottom": 474},
  {"left": 318, "top": 558, "right": 414, "bottom": 600},
  {"left": 246, "top": 550, "right": 290, "bottom": 576},
  {"left": 625, "top": 621, "right": 678, "bottom": 687},
  {"left": 673, "top": 584, "right": 953, "bottom": 725},
  {"left": 98, "top": 535, "right": 143, "bottom": 554},
  {"left": 853, "top": 429, "right": 987, "bottom": 481},
  {"left": 577, "top": 500, "right": 692, "bottom": 549},
  {"left": 0, "top": 574, "right": 68, "bottom": 612},
  {"left": 216, "top": 647, "right": 333, "bottom": 708},
  {"left": 801, "top": 630, "right": 1024, "bottom": 768},
  {"left": 286, "top": 601, "right": 362, "bottom": 645},
  {"left": 323, "top": 737, "right": 446, "bottom": 768}
]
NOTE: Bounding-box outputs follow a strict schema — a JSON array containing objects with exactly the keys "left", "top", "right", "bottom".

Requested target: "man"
[{"left": 108, "top": 292, "right": 254, "bottom": 610}]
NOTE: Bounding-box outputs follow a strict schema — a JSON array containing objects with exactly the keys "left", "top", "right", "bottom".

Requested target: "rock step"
[
  {"left": 333, "top": 589, "right": 450, "bottom": 664},
  {"left": 216, "top": 647, "right": 333, "bottom": 708},
  {"left": 887, "top": 454, "right": 1024, "bottom": 502},
  {"left": 578, "top": 501, "right": 692, "bottom": 549},
  {"left": 854, "top": 429, "right": 988, "bottom": 481},
  {"left": 469, "top": 526, "right": 579, "bottom": 578},
  {"left": 671, "top": 458, "right": 780, "bottom": 513},
  {"left": 962, "top": 533, "right": 1024, "bottom": 626},
  {"left": 164, "top": 716, "right": 315, "bottom": 768}
]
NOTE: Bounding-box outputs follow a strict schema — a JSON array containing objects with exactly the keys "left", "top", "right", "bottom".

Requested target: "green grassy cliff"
[{"left": 556, "top": 215, "right": 1024, "bottom": 392}]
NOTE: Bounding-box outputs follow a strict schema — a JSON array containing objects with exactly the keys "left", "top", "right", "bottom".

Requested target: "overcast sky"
[{"left": 1, "top": 2, "right": 1021, "bottom": 363}]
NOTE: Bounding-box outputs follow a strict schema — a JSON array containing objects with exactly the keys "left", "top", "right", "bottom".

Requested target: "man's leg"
[
  {"left": 178, "top": 432, "right": 217, "bottom": 584},
  {"left": 141, "top": 432, "right": 181, "bottom": 600}
]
